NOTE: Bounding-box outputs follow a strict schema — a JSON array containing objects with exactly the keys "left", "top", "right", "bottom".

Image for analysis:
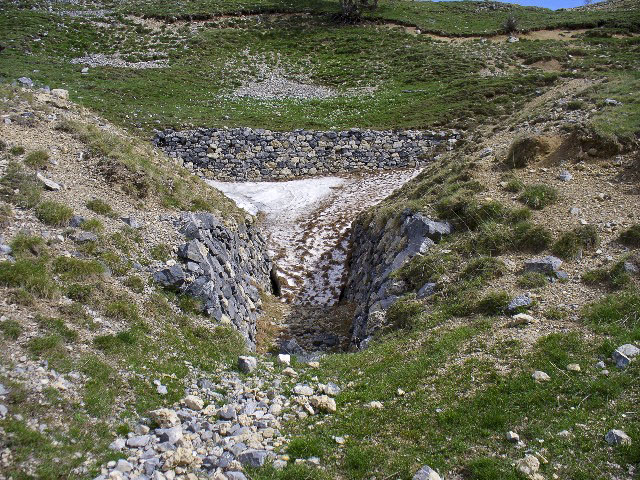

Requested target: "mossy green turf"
[{"left": 1, "top": 2, "right": 639, "bottom": 136}]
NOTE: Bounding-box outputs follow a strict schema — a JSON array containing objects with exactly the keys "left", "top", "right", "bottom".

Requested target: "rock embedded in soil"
[
  {"left": 238, "top": 356, "right": 257, "bottom": 374},
  {"left": 524, "top": 256, "right": 563, "bottom": 276},
  {"left": 612, "top": 344, "right": 639, "bottom": 368},
  {"left": 413, "top": 465, "right": 442, "bottom": 480},
  {"left": 532, "top": 371, "right": 551, "bottom": 382},
  {"left": 605, "top": 429, "right": 632, "bottom": 446}
]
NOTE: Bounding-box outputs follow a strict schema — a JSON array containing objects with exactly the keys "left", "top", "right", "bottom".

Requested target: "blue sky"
[{"left": 433, "top": 0, "right": 600, "bottom": 10}]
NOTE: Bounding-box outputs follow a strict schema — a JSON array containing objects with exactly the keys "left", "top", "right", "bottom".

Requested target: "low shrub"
[
  {"left": 81, "top": 218, "right": 104, "bottom": 233},
  {"left": 35, "top": 201, "right": 73, "bottom": 226},
  {"left": 518, "top": 184, "right": 558, "bottom": 210}
]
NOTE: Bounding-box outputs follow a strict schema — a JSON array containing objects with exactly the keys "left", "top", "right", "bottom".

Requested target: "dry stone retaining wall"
[
  {"left": 153, "top": 212, "right": 274, "bottom": 351},
  {"left": 153, "top": 127, "right": 461, "bottom": 181}
]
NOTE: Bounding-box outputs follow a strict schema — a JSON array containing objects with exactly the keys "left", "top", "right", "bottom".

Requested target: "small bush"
[
  {"left": 24, "top": 150, "right": 50, "bottom": 170},
  {"left": 519, "top": 184, "right": 558, "bottom": 210},
  {"left": 9, "top": 146, "right": 25, "bottom": 155},
  {"left": 619, "top": 224, "right": 640, "bottom": 248},
  {"left": 52, "top": 256, "right": 105, "bottom": 281},
  {"left": 86, "top": 198, "right": 116, "bottom": 217},
  {"left": 502, "top": 15, "right": 519, "bottom": 34},
  {"left": 35, "top": 201, "right": 73, "bottom": 226},
  {"left": 475, "top": 291, "right": 511, "bottom": 316},
  {"left": 0, "top": 319, "right": 22, "bottom": 339},
  {"left": 461, "top": 257, "right": 506, "bottom": 282},
  {"left": 552, "top": 225, "right": 599, "bottom": 260},
  {"left": 517, "top": 272, "right": 548, "bottom": 289},
  {"left": 0, "top": 162, "right": 42, "bottom": 208}
]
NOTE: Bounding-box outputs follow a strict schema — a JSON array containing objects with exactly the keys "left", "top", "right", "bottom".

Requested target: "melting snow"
[{"left": 207, "top": 169, "right": 419, "bottom": 306}]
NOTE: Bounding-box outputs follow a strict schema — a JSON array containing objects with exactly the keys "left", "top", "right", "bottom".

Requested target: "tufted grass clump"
[
  {"left": 81, "top": 218, "right": 104, "bottom": 233},
  {"left": 475, "top": 290, "right": 511, "bottom": 316},
  {"left": 386, "top": 298, "right": 424, "bottom": 330},
  {"left": 86, "top": 198, "right": 116, "bottom": 218},
  {"left": 618, "top": 224, "right": 640, "bottom": 248},
  {"left": 9, "top": 146, "right": 25, "bottom": 156},
  {"left": 0, "top": 319, "right": 22, "bottom": 340},
  {"left": 518, "top": 184, "right": 558, "bottom": 210},
  {"left": 511, "top": 221, "right": 553, "bottom": 252},
  {"left": 0, "top": 259, "right": 57, "bottom": 298},
  {"left": 24, "top": 150, "right": 50, "bottom": 170},
  {"left": 504, "top": 135, "right": 550, "bottom": 169},
  {"left": 124, "top": 275, "right": 145, "bottom": 293},
  {"left": 105, "top": 296, "right": 140, "bottom": 322},
  {"left": 471, "top": 221, "right": 551, "bottom": 255},
  {"left": 35, "top": 314, "right": 78, "bottom": 342},
  {"left": 9, "top": 233, "right": 46, "bottom": 259},
  {"left": 582, "top": 259, "right": 632, "bottom": 291},
  {"left": 552, "top": 225, "right": 600, "bottom": 260},
  {"left": 517, "top": 272, "right": 548, "bottom": 289},
  {"left": 460, "top": 257, "right": 506, "bottom": 282},
  {"left": 52, "top": 256, "right": 105, "bottom": 281},
  {"left": 150, "top": 244, "right": 172, "bottom": 262},
  {"left": 395, "top": 250, "right": 458, "bottom": 289},
  {"left": 35, "top": 201, "right": 73, "bottom": 226},
  {"left": 582, "top": 289, "right": 640, "bottom": 336},
  {"left": 0, "top": 162, "right": 42, "bottom": 208}
]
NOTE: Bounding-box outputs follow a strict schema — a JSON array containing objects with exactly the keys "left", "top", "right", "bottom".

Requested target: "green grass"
[
  {"left": 0, "top": 319, "right": 22, "bottom": 339},
  {"left": 0, "top": 258, "right": 57, "bottom": 297},
  {"left": 0, "top": 162, "right": 42, "bottom": 208},
  {"left": 150, "top": 244, "right": 172, "bottom": 262},
  {"left": 517, "top": 272, "right": 548, "bottom": 289},
  {"left": 518, "top": 184, "right": 558, "bottom": 210},
  {"left": 86, "top": 198, "right": 116, "bottom": 217},
  {"left": 81, "top": 218, "right": 105, "bottom": 233},
  {"left": 9, "top": 145, "right": 25, "bottom": 155},
  {"left": 552, "top": 225, "right": 600, "bottom": 260},
  {"left": 9, "top": 233, "right": 46, "bottom": 259},
  {"left": 35, "top": 200, "right": 74, "bottom": 226},
  {"left": 582, "top": 259, "right": 632, "bottom": 290},
  {"left": 475, "top": 290, "right": 511, "bottom": 316},
  {"left": 619, "top": 224, "right": 640, "bottom": 248},
  {"left": 24, "top": 149, "right": 50, "bottom": 169},
  {"left": 52, "top": 256, "right": 106, "bottom": 281}
]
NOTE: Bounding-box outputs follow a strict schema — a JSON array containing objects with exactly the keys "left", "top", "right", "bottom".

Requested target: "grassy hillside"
[{"left": 1, "top": 0, "right": 639, "bottom": 137}]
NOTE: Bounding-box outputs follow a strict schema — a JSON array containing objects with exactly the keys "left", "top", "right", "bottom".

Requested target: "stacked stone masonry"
[
  {"left": 153, "top": 127, "right": 461, "bottom": 181},
  {"left": 153, "top": 213, "right": 274, "bottom": 351},
  {"left": 342, "top": 210, "right": 452, "bottom": 350}
]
